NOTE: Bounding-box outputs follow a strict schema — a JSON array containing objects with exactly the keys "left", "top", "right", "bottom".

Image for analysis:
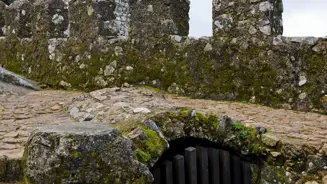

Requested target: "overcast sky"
[{"left": 189, "top": 0, "right": 327, "bottom": 38}]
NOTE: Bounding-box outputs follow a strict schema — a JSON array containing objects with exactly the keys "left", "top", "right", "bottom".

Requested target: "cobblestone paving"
[
  {"left": 1, "top": 86, "right": 327, "bottom": 162},
  {"left": 0, "top": 83, "right": 81, "bottom": 160},
  {"left": 65, "top": 87, "right": 327, "bottom": 153}
]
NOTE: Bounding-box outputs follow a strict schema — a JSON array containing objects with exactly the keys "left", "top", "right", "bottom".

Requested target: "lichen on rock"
[{"left": 23, "top": 123, "right": 153, "bottom": 184}]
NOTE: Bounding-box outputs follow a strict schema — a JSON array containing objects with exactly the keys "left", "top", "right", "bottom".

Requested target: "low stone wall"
[
  {"left": 0, "top": 35, "right": 326, "bottom": 113},
  {"left": 21, "top": 108, "right": 327, "bottom": 183}
]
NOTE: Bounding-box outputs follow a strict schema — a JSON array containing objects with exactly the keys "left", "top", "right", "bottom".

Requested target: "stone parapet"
[
  {"left": 0, "top": 1, "right": 325, "bottom": 116},
  {"left": 212, "top": 0, "right": 283, "bottom": 44},
  {"left": 0, "top": 1, "right": 5, "bottom": 36}
]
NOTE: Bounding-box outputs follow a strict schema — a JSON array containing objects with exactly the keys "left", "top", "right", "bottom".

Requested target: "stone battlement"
[
  {"left": 0, "top": 0, "right": 283, "bottom": 40},
  {"left": 0, "top": 0, "right": 326, "bottom": 113},
  {"left": 0, "top": 0, "right": 189, "bottom": 39}
]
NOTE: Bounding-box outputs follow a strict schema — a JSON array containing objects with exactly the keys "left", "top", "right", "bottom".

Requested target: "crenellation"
[
  {"left": 68, "top": 0, "right": 129, "bottom": 39},
  {"left": 33, "top": 0, "right": 69, "bottom": 38},
  {"left": 212, "top": 0, "right": 283, "bottom": 44},
  {"left": 92, "top": 0, "right": 130, "bottom": 37},
  {"left": 0, "top": 1, "right": 5, "bottom": 36},
  {"left": 111, "top": 0, "right": 130, "bottom": 36},
  {"left": 5, "top": 0, "right": 33, "bottom": 38},
  {"left": 168, "top": 0, "right": 190, "bottom": 36},
  {"left": 129, "top": 0, "right": 189, "bottom": 40},
  {"left": 68, "top": 0, "right": 98, "bottom": 38}
]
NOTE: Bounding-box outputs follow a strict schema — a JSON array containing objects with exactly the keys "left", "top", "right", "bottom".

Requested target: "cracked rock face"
[{"left": 23, "top": 123, "right": 153, "bottom": 184}]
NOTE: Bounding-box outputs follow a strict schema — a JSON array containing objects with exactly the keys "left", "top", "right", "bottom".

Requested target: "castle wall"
[
  {"left": 0, "top": 0, "right": 326, "bottom": 114},
  {"left": 212, "top": 0, "right": 283, "bottom": 44}
]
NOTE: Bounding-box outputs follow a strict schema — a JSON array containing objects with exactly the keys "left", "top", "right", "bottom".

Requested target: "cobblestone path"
[{"left": 0, "top": 83, "right": 81, "bottom": 160}]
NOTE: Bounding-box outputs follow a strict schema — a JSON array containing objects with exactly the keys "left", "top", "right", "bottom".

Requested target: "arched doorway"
[{"left": 151, "top": 137, "right": 263, "bottom": 184}]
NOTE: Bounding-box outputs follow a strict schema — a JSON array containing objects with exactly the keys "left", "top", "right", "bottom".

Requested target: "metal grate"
[{"left": 153, "top": 146, "right": 251, "bottom": 184}]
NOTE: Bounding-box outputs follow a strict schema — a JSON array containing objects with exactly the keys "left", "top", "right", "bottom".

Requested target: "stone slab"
[{"left": 0, "top": 67, "right": 40, "bottom": 91}]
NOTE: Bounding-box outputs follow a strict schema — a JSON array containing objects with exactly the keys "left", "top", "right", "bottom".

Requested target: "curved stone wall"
[{"left": 22, "top": 107, "right": 327, "bottom": 183}]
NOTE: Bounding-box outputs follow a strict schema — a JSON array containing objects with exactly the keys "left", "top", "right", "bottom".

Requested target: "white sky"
[{"left": 189, "top": 0, "right": 327, "bottom": 38}]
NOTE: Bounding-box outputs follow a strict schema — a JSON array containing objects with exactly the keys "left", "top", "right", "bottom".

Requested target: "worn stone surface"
[
  {"left": 0, "top": 83, "right": 79, "bottom": 182},
  {"left": 23, "top": 123, "right": 152, "bottom": 184},
  {"left": 0, "top": 67, "right": 40, "bottom": 90},
  {"left": 63, "top": 87, "right": 327, "bottom": 154}
]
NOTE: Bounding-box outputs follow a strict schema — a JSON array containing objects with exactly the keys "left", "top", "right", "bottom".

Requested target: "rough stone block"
[
  {"left": 0, "top": 67, "right": 41, "bottom": 90},
  {"left": 23, "top": 123, "right": 153, "bottom": 183},
  {"left": 69, "top": 0, "right": 129, "bottom": 38},
  {"left": 129, "top": 0, "right": 189, "bottom": 39},
  {"left": 68, "top": 0, "right": 98, "bottom": 38},
  {"left": 5, "top": 0, "right": 33, "bottom": 38},
  {"left": 0, "top": 156, "right": 22, "bottom": 182},
  {"left": 33, "top": 0, "right": 69, "bottom": 38},
  {"left": 212, "top": 0, "right": 283, "bottom": 43},
  {"left": 167, "top": 0, "right": 190, "bottom": 36},
  {"left": 0, "top": 1, "right": 5, "bottom": 36},
  {"left": 93, "top": 0, "right": 129, "bottom": 37}
]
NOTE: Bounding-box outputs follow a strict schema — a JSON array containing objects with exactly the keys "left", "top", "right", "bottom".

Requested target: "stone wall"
[
  {"left": 0, "top": 0, "right": 326, "bottom": 113},
  {"left": 129, "top": 0, "right": 189, "bottom": 41},
  {"left": 213, "top": 0, "right": 283, "bottom": 44}
]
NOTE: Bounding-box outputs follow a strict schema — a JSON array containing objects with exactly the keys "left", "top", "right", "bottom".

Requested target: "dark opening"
[
  {"left": 1, "top": 0, "right": 13, "bottom": 5},
  {"left": 151, "top": 137, "right": 264, "bottom": 184}
]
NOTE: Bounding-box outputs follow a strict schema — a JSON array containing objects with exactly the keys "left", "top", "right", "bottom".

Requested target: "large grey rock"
[
  {"left": 23, "top": 123, "right": 153, "bottom": 184},
  {"left": 0, "top": 67, "right": 40, "bottom": 90}
]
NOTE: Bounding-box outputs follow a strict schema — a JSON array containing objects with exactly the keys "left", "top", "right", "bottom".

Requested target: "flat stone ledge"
[
  {"left": 33, "top": 122, "right": 114, "bottom": 135},
  {"left": 0, "top": 67, "right": 40, "bottom": 91}
]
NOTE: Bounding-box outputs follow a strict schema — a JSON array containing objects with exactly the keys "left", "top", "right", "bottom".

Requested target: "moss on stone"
[
  {"left": 1, "top": 35, "right": 326, "bottom": 113},
  {"left": 134, "top": 126, "right": 166, "bottom": 165}
]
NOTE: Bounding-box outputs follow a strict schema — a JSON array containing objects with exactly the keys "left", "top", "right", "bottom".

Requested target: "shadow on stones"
[
  {"left": 1, "top": 0, "right": 14, "bottom": 5},
  {"left": 150, "top": 137, "right": 265, "bottom": 173}
]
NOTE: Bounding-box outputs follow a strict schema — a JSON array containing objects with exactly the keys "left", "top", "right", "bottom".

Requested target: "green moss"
[
  {"left": 134, "top": 126, "right": 166, "bottom": 165},
  {"left": 90, "top": 152, "right": 97, "bottom": 158},
  {"left": 20, "top": 176, "right": 34, "bottom": 184},
  {"left": 73, "top": 152, "right": 83, "bottom": 159},
  {"left": 62, "top": 170, "right": 71, "bottom": 177},
  {"left": 1, "top": 30, "right": 326, "bottom": 113},
  {"left": 231, "top": 121, "right": 253, "bottom": 140},
  {"left": 195, "top": 112, "right": 206, "bottom": 122},
  {"left": 135, "top": 149, "right": 151, "bottom": 163}
]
